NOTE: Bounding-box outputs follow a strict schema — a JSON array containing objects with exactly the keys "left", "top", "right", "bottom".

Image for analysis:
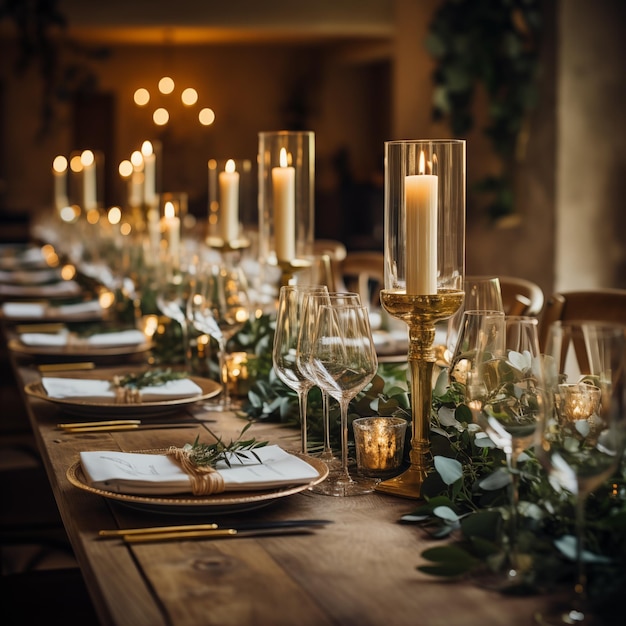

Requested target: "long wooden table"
[{"left": 3, "top": 330, "right": 559, "bottom": 626}]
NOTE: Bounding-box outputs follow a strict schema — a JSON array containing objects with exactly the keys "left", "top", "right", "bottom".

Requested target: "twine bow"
[{"left": 167, "top": 446, "right": 226, "bottom": 495}]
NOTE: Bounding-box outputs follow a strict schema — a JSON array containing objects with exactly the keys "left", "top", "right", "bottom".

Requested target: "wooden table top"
[{"left": 3, "top": 324, "right": 558, "bottom": 626}]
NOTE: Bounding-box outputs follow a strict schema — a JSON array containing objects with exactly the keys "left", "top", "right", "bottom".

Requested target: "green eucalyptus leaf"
[
  {"left": 434, "top": 455, "right": 463, "bottom": 485},
  {"left": 478, "top": 468, "right": 511, "bottom": 491}
]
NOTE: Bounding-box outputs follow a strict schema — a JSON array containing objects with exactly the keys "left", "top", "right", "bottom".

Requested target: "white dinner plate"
[
  {"left": 8, "top": 337, "right": 152, "bottom": 358},
  {"left": 24, "top": 376, "right": 222, "bottom": 418},
  {"left": 66, "top": 450, "right": 329, "bottom": 515}
]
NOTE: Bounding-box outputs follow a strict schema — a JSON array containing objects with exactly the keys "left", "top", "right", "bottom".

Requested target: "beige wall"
[{"left": 556, "top": 0, "right": 626, "bottom": 290}]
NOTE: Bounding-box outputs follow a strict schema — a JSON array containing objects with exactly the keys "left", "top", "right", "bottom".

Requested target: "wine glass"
[
  {"left": 272, "top": 285, "right": 329, "bottom": 454},
  {"left": 187, "top": 262, "right": 251, "bottom": 409},
  {"left": 308, "top": 303, "right": 378, "bottom": 496},
  {"left": 449, "top": 309, "right": 505, "bottom": 385},
  {"left": 297, "top": 291, "right": 361, "bottom": 467},
  {"left": 444, "top": 276, "right": 504, "bottom": 365},
  {"left": 155, "top": 255, "right": 196, "bottom": 369},
  {"left": 465, "top": 315, "right": 545, "bottom": 587},
  {"left": 535, "top": 321, "right": 626, "bottom": 626}
]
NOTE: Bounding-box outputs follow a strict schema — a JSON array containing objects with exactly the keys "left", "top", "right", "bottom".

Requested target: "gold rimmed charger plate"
[
  {"left": 66, "top": 451, "right": 329, "bottom": 515},
  {"left": 8, "top": 337, "right": 153, "bottom": 358},
  {"left": 24, "top": 376, "right": 221, "bottom": 418}
]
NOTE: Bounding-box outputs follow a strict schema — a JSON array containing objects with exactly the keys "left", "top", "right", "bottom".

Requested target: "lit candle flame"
[
  {"left": 225, "top": 158, "right": 236, "bottom": 174},
  {"left": 164, "top": 201, "right": 175, "bottom": 219},
  {"left": 279, "top": 147, "right": 289, "bottom": 168}
]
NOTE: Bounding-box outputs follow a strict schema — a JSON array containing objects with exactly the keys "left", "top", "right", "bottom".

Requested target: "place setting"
[
  {"left": 25, "top": 366, "right": 222, "bottom": 417},
  {"left": 65, "top": 425, "right": 329, "bottom": 515}
]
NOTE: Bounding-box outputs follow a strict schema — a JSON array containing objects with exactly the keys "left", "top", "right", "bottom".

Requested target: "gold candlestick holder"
[
  {"left": 206, "top": 236, "right": 251, "bottom": 253},
  {"left": 379, "top": 139, "right": 466, "bottom": 500},
  {"left": 277, "top": 258, "right": 313, "bottom": 287},
  {"left": 377, "top": 289, "right": 463, "bottom": 498}
]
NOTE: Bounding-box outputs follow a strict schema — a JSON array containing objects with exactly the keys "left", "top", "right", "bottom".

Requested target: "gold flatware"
[
  {"left": 99, "top": 523, "right": 219, "bottom": 538},
  {"left": 58, "top": 419, "right": 141, "bottom": 428},
  {"left": 39, "top": 361, "right": 96, "bottom": 372},
  {"left": 60, "top": 423, "right": 199, "bottom": 433},
  {"left": 122, "top": 527, "right": 316, "bottom": 543},
  {"left": 99, "top": 519, "right": 331, "bottom": 539},
  {"left": 15, "top": 323, "right": 65, "bottom": 333}
]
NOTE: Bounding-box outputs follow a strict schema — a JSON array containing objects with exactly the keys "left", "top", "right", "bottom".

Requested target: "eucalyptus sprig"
[
  {"left": 182, "top": 422, "right": 268, "bottom": 469},
  {"left": 112, "top": 368, "right": 187, "bottom": 390}
]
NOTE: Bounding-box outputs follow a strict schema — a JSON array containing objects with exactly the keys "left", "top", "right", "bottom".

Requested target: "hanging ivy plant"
[{"left": 426, "top": 0, "right": 543, "bottom": 221}]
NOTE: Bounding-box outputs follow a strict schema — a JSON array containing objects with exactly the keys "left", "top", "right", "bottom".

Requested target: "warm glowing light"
[
  {"left": 158, "top": 76, "right": 175, "bottom": 94},
  {"left": 225, "top": 159, "right": 236, "bottom": 174},
  {"left": 61, "top": 264, "right": 76, "bottom": 280},
  {"left": 141, "top": 140, "right": 154, "bottom": 157},
  {"left": 164, "top": 201, "right": 175, "bottom": 219},
  {"left": 134, "top": 88, "right": 150, "bottom": 106},
  {"left": 86, "top": 208, "right": 100, "bottom": 225},
  {"left": 130, "top": 150, "right": 143, "bottom": 168},
  {"left": 181, "top": 88, "right": 198, "bottom": 106},
  {"left": 279, "top": 148, "right": 289, "bottom": 168},
  {"left": 60, "top": 205, "right": 77, "bottom": 222},
  {"left": 118, "top": 160, "right": 133, "bottom": 178},
  {"left": 120, "top": 222, "right": 132, "bottom": 236},
  {"left": 208, "top": 159, "right": 217, "bottom": 170},
  {"left": 418, "top": 150, "right": 425, "bottom": 175},
  {"left": 69, "top": 155, "right": 83, "bottom": 173},
  {"left": 153, "top": 108, "right": 169, "bottom": 125},
  {"left": 108, "top": 206, "right": 122, "bottom": 225},
  {"left": 52, "top": 155, "right": 68, "bottom": 173},
  {"left": 199, "top": 108, "right": 215, "bottom": 126},
  {"left": 99, "top": 291, "right": 115, "bottom": 309},
  {"left": 81, "top": 150, "right": 95, "bottom": 167}
]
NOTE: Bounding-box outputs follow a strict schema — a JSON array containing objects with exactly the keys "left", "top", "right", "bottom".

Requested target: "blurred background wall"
[{"left": 0, "top": 0, "right": 624, "bottom": 295}]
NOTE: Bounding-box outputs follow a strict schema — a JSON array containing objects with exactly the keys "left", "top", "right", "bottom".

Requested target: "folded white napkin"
[
  {"left": 0, "top": 268, "right": 61, "bottom": 285},
  {"left": 2, "top": 302, "right": 46, "bottom": 318},
  {"left": 20, "top": 329, "right": 145, "bottom": 348},
  {"left": 0, "top": 280, "right": 81, "bottom": 298},
  {"left": 79, "top": 445, "right": 320, "bottom": 495},
  {"left": 42, "top": 376, "right": 203, "bottom": 402},
  {"left": 373, "top": 329, "right": 409, "bottom": 355}
]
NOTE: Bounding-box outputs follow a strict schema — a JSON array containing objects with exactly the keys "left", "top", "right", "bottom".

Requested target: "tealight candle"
[
  {"left": 405, "top": 150, "right": 438, "bottom": 295},
  {"left": 272, "top": 147, "right": 296, "bottom": 262},
  {"left": 353, "top": 417, "right": 407, "bottom": 479},
  {"left": 219, "top": 159, "right": 240, "bottom": 243}
]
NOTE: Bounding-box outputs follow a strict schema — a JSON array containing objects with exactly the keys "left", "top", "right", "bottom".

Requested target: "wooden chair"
[
  {"left": 498, "top": 276, "right": 545, "bottom": 317},
  {"left": 538, "top": 288, "right": 626, "bottom": 350},
  {"left": 338, "top": 251, "right": 384, "bottom": 308}
]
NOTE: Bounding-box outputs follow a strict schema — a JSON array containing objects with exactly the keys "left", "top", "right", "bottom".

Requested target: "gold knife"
[
  {"left": 61, "top": 423, "right": 199, "bottom": 433},
  {"left": 39, "top": 361, "right": 96, "bottom": 372},
  {"left": 122, "top": 527, "right": 315, "bottom": 543}
]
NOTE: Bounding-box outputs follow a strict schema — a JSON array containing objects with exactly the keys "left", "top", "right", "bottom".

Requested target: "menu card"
[{"left": 20, "top": 329, "right": 146, "bottom": 348}]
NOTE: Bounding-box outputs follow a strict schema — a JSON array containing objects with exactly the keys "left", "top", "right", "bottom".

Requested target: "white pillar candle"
[
  {"left": 405, "top": 150, "right": 438, "bottom": 295},
  {"left": 163, "top": 201, "right": 180, "bottom": 265},
  {"left": 218, "top": 159, "right": 240, "bottom": 243},
  {"left": 272, "top": 148, "right": 296, "bottom": 262},
  {"left": 142, "top": 141, "right": 157, "bottom": 207},
  {"left": 52, "top": 155, "right": 69, "bottom": 210},
  {"left": 81, "top": 150, "right": 97, "bottom": 210}
]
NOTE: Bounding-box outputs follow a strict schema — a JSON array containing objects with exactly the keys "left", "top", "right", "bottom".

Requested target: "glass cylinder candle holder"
[
  {"left": 258, "top": 131, "right": 315, "bottom": 286},
  {"left": 378, "top": 139, "right": 466, "bottom": 499},
  {"left": 207, "top": 158, "right": 254, "bottom": 250}
]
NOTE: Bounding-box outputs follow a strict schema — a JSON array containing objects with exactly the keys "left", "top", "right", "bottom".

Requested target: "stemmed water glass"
[
  {"left": 272, "top": 285, "right": 328, "bottom": 454},
  {"left": 534, "top": 321, "right": 626, "bottom": 626},
  {"left": 465, "top": 315, "right": 546, "bottom": 587},
  {"left": 187, "top": 262, "right": 250, "bottom": 409},
  {"left": 308, "top": 303, "right": 378, "bottom": 496},
  {"left": 444, "top": 276, "right": 504, "bottom": 365},
  {"left": 155, "top": 254, "right": 196, "bottom": 369},
  {"left": 297, "top": 291, "right": 361, "bottom": 466}
]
